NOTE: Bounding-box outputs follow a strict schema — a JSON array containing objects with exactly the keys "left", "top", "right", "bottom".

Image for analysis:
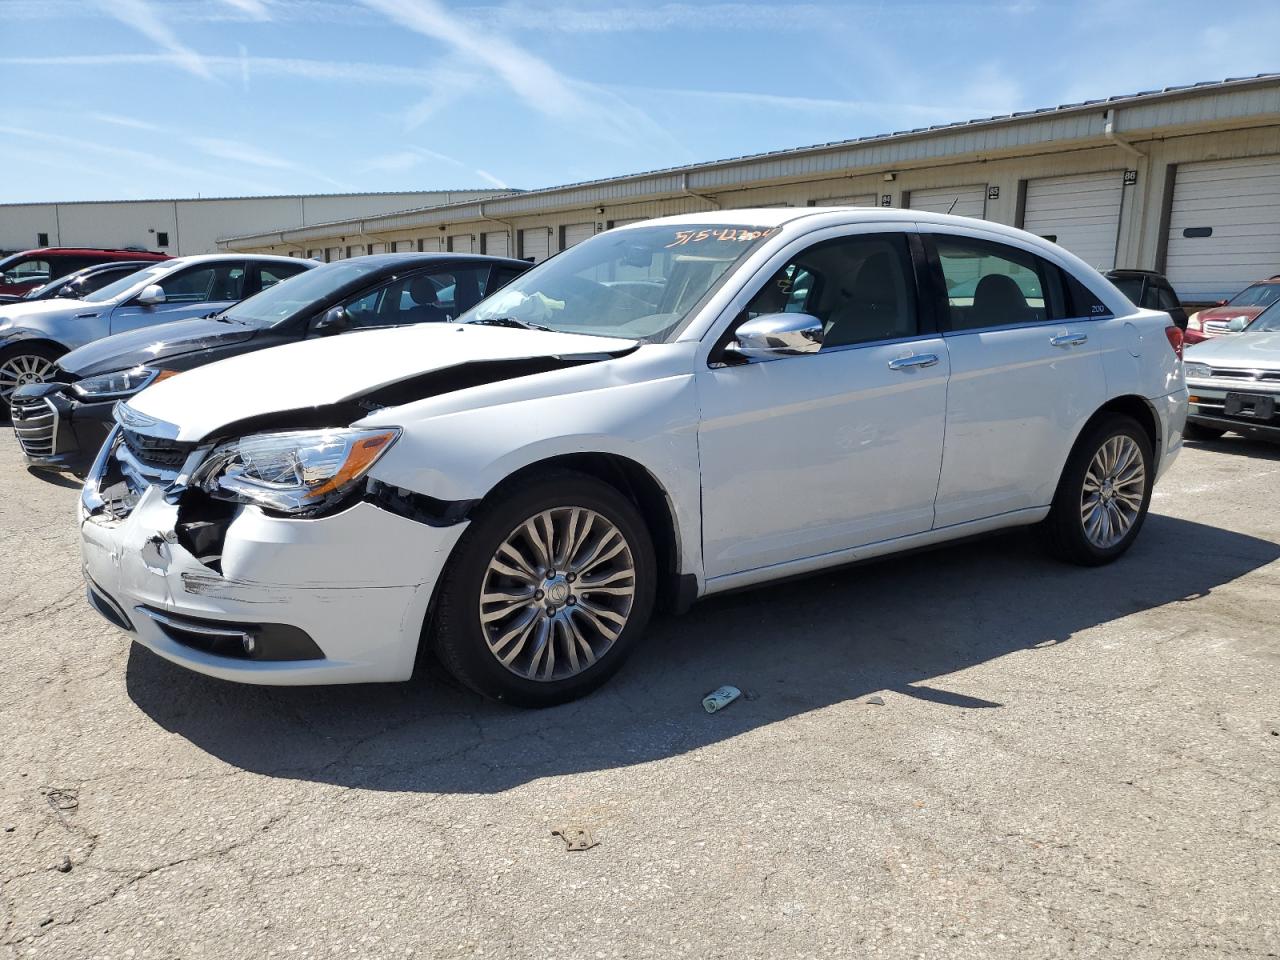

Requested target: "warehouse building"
[
  {"left": 218, "top": 74, "right": 1280, "bottom": 304},
  {"left": 0, "top": 189, "right": 512, "bottom": 258}
]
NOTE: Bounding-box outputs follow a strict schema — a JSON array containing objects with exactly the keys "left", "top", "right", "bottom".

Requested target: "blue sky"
[{"left": 0, "top": 0, "right": 1276, "bottom": 203}]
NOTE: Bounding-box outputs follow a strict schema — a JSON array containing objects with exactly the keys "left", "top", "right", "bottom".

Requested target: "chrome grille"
[
  {"left": 1204, "top": 367, "right": 1280, "bottom": 382},
  {"left": 121, "top": 427, "right": 192, "bottom": 470},
  {"left": 10, "top": 394, "right": 57, "bottom": 458}
]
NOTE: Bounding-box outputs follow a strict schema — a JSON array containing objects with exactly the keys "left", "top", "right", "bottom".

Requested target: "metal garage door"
[
  {"left": 609, "top": 217, "right": 645, "bottom": 229},
  {"left": 520, "top": 228, "right": 551, "bottom": 262},
  {"left": 908, "top": 185, "right": 987, "bottom": 219},
  {"left": 814, "top": 194, "right": 876, "bottom": 207},
  {"left": 1166, "top": 156, "right": 1280, "bottom": 301},
  {"left": 562, "top": 222, "right": 595, "bottom": 249},
  {"left": 1022, "top": 171, "right": 1124, "bottom": 271},
  {"left": 415, "top": 238, "right": 442, "bottom": 253},
  {"left": 448, "top": 234, "right": 473, "bottom": 253},
  {"left": 368, "top": 243, "right": 386, "bottom": 255},
  {"left": 482, "top": 231, "right": 509, "bottom": 257}
]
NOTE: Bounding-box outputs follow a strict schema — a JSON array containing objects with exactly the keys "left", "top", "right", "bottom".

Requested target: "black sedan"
[{"left": 10, "top": 253, "right": 530, "bottom": 471}]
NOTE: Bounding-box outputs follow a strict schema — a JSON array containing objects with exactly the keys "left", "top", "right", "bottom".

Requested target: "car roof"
[
  {"left": 17, "top": 247, "right": 169, "bottom": 258},
  {"left": 158, "top": 253, "right": 310, "bottom": 267},
  {"left": 623, "top": 205, "right": 1066, "bottom": 242},
  {"left": 333, "top": 252, "right": 531, "bottom": 270}
]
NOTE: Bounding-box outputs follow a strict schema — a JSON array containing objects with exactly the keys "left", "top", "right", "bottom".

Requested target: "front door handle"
[
  {"left": 888, "top": 353, "right": 940, "bottom": 370},
  {"left": 1050, "top": 332, "right": 1089, "bottom": 347}
]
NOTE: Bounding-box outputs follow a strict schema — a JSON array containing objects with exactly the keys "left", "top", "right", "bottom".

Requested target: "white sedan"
[{"left": 79, "top": 209, "right": 1188, "bottom": 706}]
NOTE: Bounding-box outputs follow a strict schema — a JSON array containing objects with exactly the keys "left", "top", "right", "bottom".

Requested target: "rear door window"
[
  {"left": 158, "top": 262, "right": 246, "bottom": 304},
  {"left": 930, "top": 235, "right": 1066, "bottom": 330},
  {"left": 342, "top": 265, "right": 494, "bottom": 329},
  {"left": 254, "top": 261, "right": 309, "bottom": 294}
]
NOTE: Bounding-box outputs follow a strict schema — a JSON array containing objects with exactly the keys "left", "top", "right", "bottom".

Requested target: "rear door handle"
[
  {"left": 1050, "top": 333, "right": 1089, "bottom": 347},
  {"left": 888, "top": 353, "right": 940, "bottom": 370}
]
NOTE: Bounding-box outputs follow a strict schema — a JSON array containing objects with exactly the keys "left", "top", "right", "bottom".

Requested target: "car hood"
[
  {"left": 1196, "top": 305, "right": 1265, "bottom": 324},
  {"left": 126, "top": 323, "right": 637, "bottom": 442},
  {"left": 1185, "top": 331, "right": 1280, "bottom": 370},
  {"left": 58, "top": 317, "right": 258, "bottom": 377},
  {"left": 0, "top": 297, "right": 103, "bottom": 331}
]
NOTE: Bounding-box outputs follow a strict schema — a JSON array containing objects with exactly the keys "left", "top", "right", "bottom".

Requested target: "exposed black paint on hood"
[{"left": 58, "top": 318, "right": 259, "bottom": 377}]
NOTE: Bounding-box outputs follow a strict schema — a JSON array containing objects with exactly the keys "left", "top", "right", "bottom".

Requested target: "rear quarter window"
[{"left": 1065, "top": 272, "right": 1112, "bottom": 319}]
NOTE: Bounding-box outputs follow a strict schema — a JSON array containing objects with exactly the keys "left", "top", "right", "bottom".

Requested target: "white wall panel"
[
  {"left": 1166, "top": 156, "right": 1280, "bottom": 300},
  {"left": 1022, "top": 171, "right": 1124, "bottom": 271}
]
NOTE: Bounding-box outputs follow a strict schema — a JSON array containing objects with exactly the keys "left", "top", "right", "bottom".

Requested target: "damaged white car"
[{"left": 80, "top": 209, "right": 1187, "bottom": 706}]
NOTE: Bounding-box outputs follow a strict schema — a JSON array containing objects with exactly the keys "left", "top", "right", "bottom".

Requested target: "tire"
[
  {"left": 1183, "top": 421, "right": 1226, "bottom": 442},
  {"left": 432, "top": 470, "right": 657, "bottom": 707},
  {"left": 1041, "top": 414, "right": 1154, "bottom": 566},
  {"left": 0, "top": 343, "right": 63, "bottom": 418}
]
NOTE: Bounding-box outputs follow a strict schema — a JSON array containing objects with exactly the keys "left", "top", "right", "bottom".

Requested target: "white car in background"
[{"left": 80, "top": 209, "right": 1188, "bottom": 706}]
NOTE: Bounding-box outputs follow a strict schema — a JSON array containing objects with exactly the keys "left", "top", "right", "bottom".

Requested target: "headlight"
[
  {"left": 1184, "top": 361, "right": 1212, "bottom": 379},
  {"left": 71, "top": 366, "right": 176, "bottom": 400},
  {"left": 192, "top": 428, "right": 401, "bottom": 515}
]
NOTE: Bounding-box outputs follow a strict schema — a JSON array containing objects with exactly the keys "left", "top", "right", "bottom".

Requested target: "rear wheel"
[
  {"left": 0, "top": 344, "right": 62, "bottom": 418},
  {"left": 432, "top": 471, "right": 657, "bottom": 707},
  {"left": 1041, "top": 414, "right": 1154, "bottom": 566},
  {"left": 1183, "top": 421, "right": 1226, "bottom": 442}
]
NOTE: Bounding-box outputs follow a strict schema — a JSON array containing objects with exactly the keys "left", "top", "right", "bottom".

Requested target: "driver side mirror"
[
  {"left": 1227, "top": 315, "right": 1251, "bottom": 332},
  {"left": 311, "top": 305, "right": 349, "bottom": 335},
  {"left": 135, "top": 284, "right": 166, "bottom": 306},
  {"left": 726, "top": 313, "right": 824, "bottom": 360}
]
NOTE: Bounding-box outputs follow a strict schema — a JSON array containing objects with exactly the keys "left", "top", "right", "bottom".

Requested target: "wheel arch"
[
  {"left": 1089, "top": 394, "right": 1161, "bottom": 465},
  {"left": 1055, "top": 394, "right": 1162, "bottom": 493},
  {"left": 0, "top": 335, "right": 69, "bottom": 359},
  {"left": 474, "top": 452, "right": 692, "bottom": 614}
]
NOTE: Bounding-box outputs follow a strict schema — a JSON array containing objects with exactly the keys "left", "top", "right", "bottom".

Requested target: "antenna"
[{"left": 946, "top": 196, "right": 959, "bottom": 215}]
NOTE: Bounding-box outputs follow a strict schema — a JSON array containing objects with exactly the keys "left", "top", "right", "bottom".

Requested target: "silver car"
[
  {"left": 1184, "top": 301, "right": 1280, "bottom": 441},
  {"left": 0, "top": 254, "right": 313, "bottom": 413}
]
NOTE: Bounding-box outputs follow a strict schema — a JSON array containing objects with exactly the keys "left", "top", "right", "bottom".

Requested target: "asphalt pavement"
[{"left": 1, "top": 435, "right": 1277, "bottom": 959}]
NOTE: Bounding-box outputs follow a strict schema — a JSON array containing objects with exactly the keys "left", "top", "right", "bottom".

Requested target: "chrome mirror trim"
[{"left": 728, "top": 312, "right": 824, "bottom": 360}]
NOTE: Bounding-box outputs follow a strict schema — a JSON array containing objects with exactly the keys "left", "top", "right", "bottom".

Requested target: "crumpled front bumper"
[{"left": 80, "top": 476, "right": 467, "bottom": 686}]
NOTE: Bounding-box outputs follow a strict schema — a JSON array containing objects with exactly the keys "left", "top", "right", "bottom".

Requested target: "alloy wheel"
[
  {"left": 0, "top": 353, "right": 57, "bottom": 403},
  {"left": 1080, "top": 434, "right": 1146, "bottom": 549},
  {"left": 478, "top": 506, "right": 637, "bottom": 682}
]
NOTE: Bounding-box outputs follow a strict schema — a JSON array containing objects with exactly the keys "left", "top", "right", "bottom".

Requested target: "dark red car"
[
  {"left": 0, "top": 247, "right": 169, "bottom": 297},
  {"left": 1186, "top": 275, "right": 1280, "bottom": 343}
]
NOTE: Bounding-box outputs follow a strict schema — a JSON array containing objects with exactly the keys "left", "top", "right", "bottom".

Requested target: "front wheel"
[
  {"left": 0, "top": 344, "right": 63, "bottom": 417},
  {"left": 1041, "top": 414, "right": 1154, "bottom": 566},
  {"left": 432, "top": 471, "right": 657, "bottom": 707}
]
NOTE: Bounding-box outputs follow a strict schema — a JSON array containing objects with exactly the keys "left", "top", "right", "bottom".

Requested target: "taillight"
[{"left": 1165, "top": 325, "right": 1184, "bottom": 359}]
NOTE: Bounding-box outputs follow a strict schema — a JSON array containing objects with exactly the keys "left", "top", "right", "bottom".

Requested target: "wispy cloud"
[
  {"left": 187, "top": 137, "right": 296, "bottom": 170},
  {"left": 222, "top": 0, "right": 272, "bottom": 19},
  {"left": 361, "top": 146, "right": 509, "bottom": 190},
  {"left": 90, "top": 112, "right": 161, "bottom": 131},
  {"left": 0, "top": 52, "right": 443, "bottom": 87},
  {"left": 94, "top": 0, "right": 213, "bottom": 80},
  {"left": 359, "top": 0, "right": 586, "bottom": 122},
  {"left": 0, "top": 124, "right": 274, "bottom": 195},
  {"left": 623, "top": 86, "right": 998, "bottom": 123}
]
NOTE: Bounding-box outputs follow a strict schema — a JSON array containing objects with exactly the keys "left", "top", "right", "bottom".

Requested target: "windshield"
[
  {"left": 463, "top": 223, "right": 778, "bottom": 341},
  {"left": 1247, "top": 301, "right": 1280, "bottom": 333},
  {"left": 222, "top": 259, "right": 379, "bottom": 326},
  {"left": 24, "top": 275, "right": 74, "bottom": 300},
  {"left": 1227, "top": 283, "right": 1280, "bottom": 309},
  {"left": 82, "top": 264, "right": 170, "bottom": 303}
]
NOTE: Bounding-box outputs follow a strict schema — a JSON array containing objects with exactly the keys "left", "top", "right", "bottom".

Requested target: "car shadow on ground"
[
  {"left": 1185, "top": 434, "right": 1280, "bottom": 460},
  {"left": 125, "top": 514, "right": 1279, "bottom": 794}
]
